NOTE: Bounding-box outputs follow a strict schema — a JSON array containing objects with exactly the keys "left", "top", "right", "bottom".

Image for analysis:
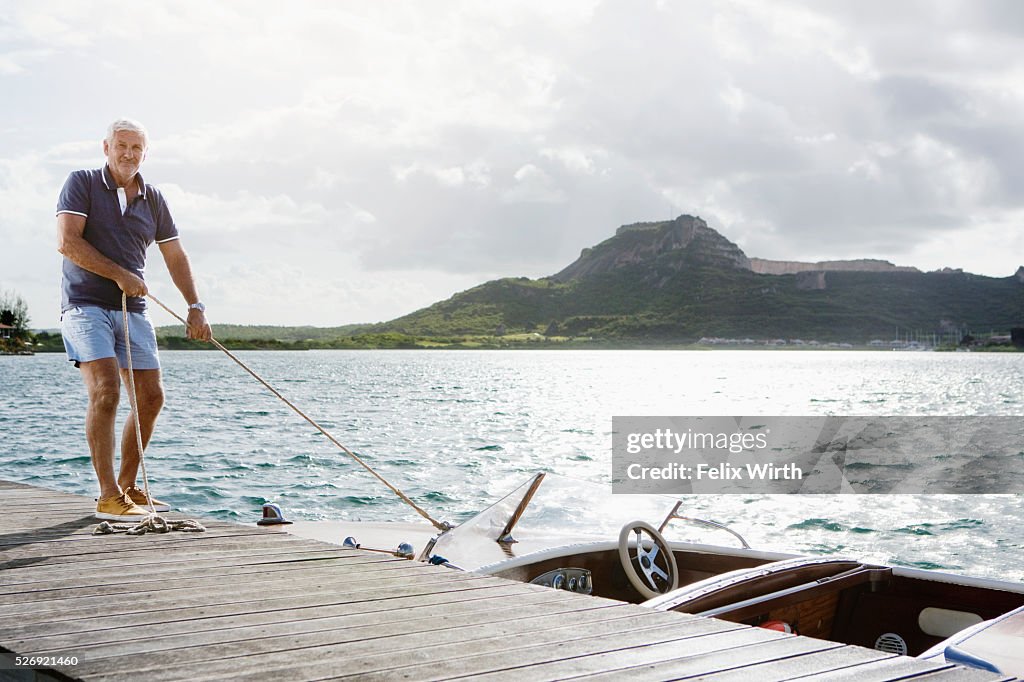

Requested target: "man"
[{"left": 57, "top": 118, "right": 212, "bottom": 521}]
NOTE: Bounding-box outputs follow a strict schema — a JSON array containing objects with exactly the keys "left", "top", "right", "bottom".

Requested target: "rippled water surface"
[{"left": 2, "top": 350, "right": 1021, "bottom": 581}]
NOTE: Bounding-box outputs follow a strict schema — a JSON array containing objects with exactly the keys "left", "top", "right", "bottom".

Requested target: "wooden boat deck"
[{"left": 0, "top": 479, "right": 1014, "bottom": 681}]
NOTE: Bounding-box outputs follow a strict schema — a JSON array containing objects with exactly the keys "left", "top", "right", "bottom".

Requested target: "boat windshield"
[{"left": 429, "top": 472, "right": 679, "bottom": 571}]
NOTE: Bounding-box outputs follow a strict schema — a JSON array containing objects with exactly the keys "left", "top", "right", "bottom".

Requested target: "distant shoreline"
[
  {"left": 22, "top": 338, "right": 1021, "bottom": 353},
  {"left": 21, "top": 326, "right": 1022, "bottom": 354}
]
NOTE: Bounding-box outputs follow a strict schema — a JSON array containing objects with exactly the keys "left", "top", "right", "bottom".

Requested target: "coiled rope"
[
  {"left": 94, "top": 517, "right": 206, "bottom": 536},
  {"left": 147, "top": 293, "right": 449, "bottom": 532}
]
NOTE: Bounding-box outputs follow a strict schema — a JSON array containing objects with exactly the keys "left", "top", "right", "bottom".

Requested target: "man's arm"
[
  {"left": 158, "top": 239, "right": 213, "bottom": 341},
  {"left": 57, "top": 213, "right": 147, "bottom": 296}
]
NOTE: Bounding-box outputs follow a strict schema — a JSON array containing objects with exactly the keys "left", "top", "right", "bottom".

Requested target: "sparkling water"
[{"left": 1, "top": 349, "right": 1021, "bottom": 581}]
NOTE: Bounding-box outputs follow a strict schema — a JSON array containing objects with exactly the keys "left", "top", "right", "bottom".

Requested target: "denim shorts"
[{"left": 61, "top": 305, "right": 161, "bottom": 370}]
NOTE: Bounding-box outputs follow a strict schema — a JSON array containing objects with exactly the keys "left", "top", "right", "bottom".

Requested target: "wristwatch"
[{"left": 188, "top": 302, "right": 206, "bottom": 313}]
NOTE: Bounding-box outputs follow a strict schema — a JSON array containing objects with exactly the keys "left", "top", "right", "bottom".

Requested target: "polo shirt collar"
[{"left": 101, "top": 165, "right": 147, "bottom": 200}]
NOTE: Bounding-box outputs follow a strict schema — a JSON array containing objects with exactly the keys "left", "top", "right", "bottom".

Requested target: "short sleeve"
[
  {"left": 149, "top": 187, "right": 179, "bottom": 243},
  {"left": 56, "top": 171, "right": 90, "bottom": 217}
]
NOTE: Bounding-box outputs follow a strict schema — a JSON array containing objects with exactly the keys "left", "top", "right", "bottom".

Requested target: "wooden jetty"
[{"left": 0, "top": 480, "right": 1013, "bottom": 681}]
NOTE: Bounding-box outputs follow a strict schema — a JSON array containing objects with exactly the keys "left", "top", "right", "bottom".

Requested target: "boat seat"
[{"left": 917, "top": 604, "right": 1024, "bottom": 677}]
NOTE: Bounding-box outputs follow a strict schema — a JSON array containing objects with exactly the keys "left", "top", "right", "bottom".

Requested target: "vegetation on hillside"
[
  {"left": 154, "top": 322, "right": 371, "bottom": 342},
  {"left": 370, "top": 261, "right": 1024, "bottom": 344}
]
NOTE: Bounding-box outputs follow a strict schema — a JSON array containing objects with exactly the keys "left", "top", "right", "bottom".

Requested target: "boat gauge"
[{"left": 529, "top": 568, "right": 593, "bottom": 595}]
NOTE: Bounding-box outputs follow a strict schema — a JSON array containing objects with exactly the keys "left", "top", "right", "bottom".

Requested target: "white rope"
[
  {"left": 122, "top": 293, "right": 156, "bottom": 515},
  {"left": 103, "top": 292, "right": 206, "bottom": 536},
  {"left": 147, "top": 293, "right": 450, "bottom": 532}
]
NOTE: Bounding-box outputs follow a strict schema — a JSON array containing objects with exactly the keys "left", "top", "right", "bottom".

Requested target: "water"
[{"left": 1, "top": 350, "right": 1021, "bottom": 581}]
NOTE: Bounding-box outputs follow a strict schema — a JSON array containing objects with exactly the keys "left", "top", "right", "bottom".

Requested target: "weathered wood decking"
[{"left": 0, "top": 480, "right": 1013, "bottom": 681}]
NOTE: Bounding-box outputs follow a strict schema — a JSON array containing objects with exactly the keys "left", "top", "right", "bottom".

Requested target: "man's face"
[{"left": 103, "top": 130, "right": 147, "bottom": 183}]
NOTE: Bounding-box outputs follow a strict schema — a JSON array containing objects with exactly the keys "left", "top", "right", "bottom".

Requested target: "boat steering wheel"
[{"left": 618, "top": 521, "right": 679, "bottom": 599}]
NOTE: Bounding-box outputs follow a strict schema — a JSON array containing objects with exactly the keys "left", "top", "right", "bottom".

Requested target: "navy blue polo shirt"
[{"left": 57, "top": 166, "right": 178, "bottom": 313}]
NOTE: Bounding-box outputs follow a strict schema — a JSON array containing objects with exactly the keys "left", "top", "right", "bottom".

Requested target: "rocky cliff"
[
  {"left": 750, "top": 258, "right": 920, "bottom": 275},
  {"left": 551, "top": 217, "right": 928, "bottom": 282},
  {"left": 551, "top": 215, "right": 750, "bottom": 282}
]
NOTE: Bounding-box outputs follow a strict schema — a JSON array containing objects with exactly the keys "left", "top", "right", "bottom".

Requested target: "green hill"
[{"left": 372, "top": 216, "right": 1024, "bottom": 344}]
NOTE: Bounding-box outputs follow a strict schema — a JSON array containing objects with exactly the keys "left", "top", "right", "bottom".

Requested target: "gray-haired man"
[{"left": 57, "top": 118, "right": 212, "bottom": 521}]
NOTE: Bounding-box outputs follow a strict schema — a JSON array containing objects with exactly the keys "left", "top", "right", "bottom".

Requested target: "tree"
[{"left": 0, "top": 289, "right": 31, "bottom": 340}]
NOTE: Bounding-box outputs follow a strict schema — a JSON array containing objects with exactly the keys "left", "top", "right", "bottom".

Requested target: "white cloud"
[
  {"left": 393, "top": 161, "right": 491, "bottom": 188},
  {"left": 540, "top": 147, "right": 603, "bottom": 175},
  {"left": 159, "top": 185, "right": 333, "bottom": 233},
  {"left": 2, "top": 0, "right": 1023, "bottom": 328},
  {"left": 311, "top": 168, "right": 339, "bottom": 191},
  {"left": 0, "top": 48, "right": 52, "bottom": 74},
  {"left": 503, "top": 164, "right": 565, "bottom": 204}
]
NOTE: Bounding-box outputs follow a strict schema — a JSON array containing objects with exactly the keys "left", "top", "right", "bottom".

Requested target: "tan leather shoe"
[
  {"left": 96, "top": 492, "right": 150, "bottom": 521},
  {"left": 124, "top": 485, "right": 171, "bottom": 512}
]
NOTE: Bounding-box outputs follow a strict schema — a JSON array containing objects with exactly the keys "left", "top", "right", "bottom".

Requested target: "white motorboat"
[{"left": 282, "top": 472, "right": 1024, "bottom": 677}]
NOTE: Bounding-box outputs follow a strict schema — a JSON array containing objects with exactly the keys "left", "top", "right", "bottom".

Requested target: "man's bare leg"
[
  {"left": 79, "top": 358, "right": 122, "bottom": 500},
  {"left": 118, "top": 368, "right": 165, "bottom": 489}
]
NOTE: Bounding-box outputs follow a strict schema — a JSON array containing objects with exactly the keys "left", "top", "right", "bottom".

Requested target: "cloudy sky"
[{"left": 3, "top": 0, "right": 1023, "bottom": 329}]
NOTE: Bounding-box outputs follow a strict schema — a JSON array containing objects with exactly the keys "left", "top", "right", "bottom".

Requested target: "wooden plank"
[
  {"left": 0, "top": 484, "right": 78, "bottom": 495},
  {"left": 29, "top": 589, "right": 618, "bottom": 668},
  {"left": 0, "top": 560, "right": 477, "bottom": 616},
  {"left": 232, "top": 615, "right": 746, "bottom": 682},
  {"left": 0, "top": 546, "right": 355, "bottom": 579},
  {"left": 0, "top": 488, "right": 92, "bottom": 496},
  {"left": 0, "top": 538, "right": 362, "bottom": 575},
  {"left": 0, "top": 571, "right": 511, "bottom": 626},
  {"left": 0, "top": 552, "right": 414, "bottom": 594},
  {"left": 0, "top": 557, "right": 419, "bottom": 606},
  {"left": 675, "top": 644, "right": 893, "bottom": 681},
  {"left": 0, "top": 529, "right": 307, "bottom": 558},
  {"left": 16, "top": 497, "right": 98, "bottom": 508},
  {"left": 0, "top": 526, "right": 283, "bottom": 550},
  {"left": 900, "top": 670, "right": 1018, "bottom": 681},
  {"left": 0, "top": 535, "right": 299, "bottom": 560},
  {"left": 67, "top": 603, "right": 644, "bottom": 678},
  {"left": 0, "top": 548, "right": 357, "bottom": 585},
  {"left": 0, "top": 516, "right": 264, "bottom": 533},
  {"left": 0, "top": 529, "right": 301, "bottom": 559},
  {"left": 0, "top": 514, "right": 109, "bottom": 535},
  {"left": 12, "top": 583, "right": 587, "bottom": 654},
  {"left": 465, "top": 632, "right": 839, "bottom": 682},
  {"left": 0, "top": 558, "right": 466, "bottom": 610},
  {"left": 0, "top": 548, "right": 368, "bottom": 585},
  {"left": 0, "top": 497, "right": 104, "bottom": 507},
  {"left": 408, "top": 629, "right": 831, "bottom": 682},
  {"left": 87, "top": 607, "right": 725, "bottom": 681},
  {"left": 0, "top": 556, "right": 438, "bottom": 604},
  {"left": 0, "top": 582, "right": 533, "bottom": 643},
  {"left": 372, "top": 622, "right": 819, "bottom": 675},
  {"left": 0, "top": 516, "right": 258, "bottom": 535},
  {"left": 0, "top": 539, "right": 335, "bottom": 572},
  {"left": 0, "top": 510, "right": 241, "bottom": 526},
  {"left": 0, "top": 506, "right": 244, "bottom": 525},
  {"left": 0, "top": 540, "right": 355, "bottom": 567},
  {"left": 791, "top": 657, "right": 958, "bottom": 680}
]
